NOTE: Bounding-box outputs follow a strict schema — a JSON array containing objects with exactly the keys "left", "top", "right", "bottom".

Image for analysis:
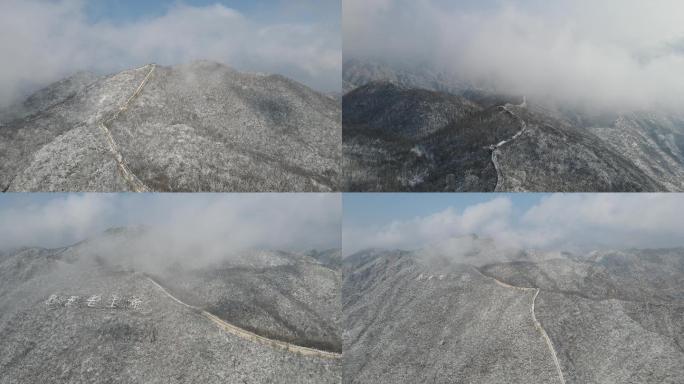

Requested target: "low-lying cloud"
[
  {"left": 0, "top": 194, "right": 341, "bottom": 268},
  {"left": 344, "top": 0, "right": 684, "bottom": 112},
  {"left": 343, "top": 194, "right": 684, "bottom": 255},
  {"left": 0, "top": 0, "right": 341, "bottom": 106}
]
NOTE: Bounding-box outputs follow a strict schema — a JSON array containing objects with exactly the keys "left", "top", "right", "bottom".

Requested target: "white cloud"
[
  {"left": 0, "top": 0, "right": 341, "bottom": 106},
  {"left": 344, "top": 0, "right": 684, "bottom": 111},
  {"left": 0, "top": 194, "right": 341, "bottom": 264},
  {"left": 0, "top": 194, "right": 112, "bottom": 250},
  {"left": 343, "top": 197, "right": 513, "bottom": 254},
  {"left": 520, "top": 194, "right": 684, "bottom": 249},
  {"left": 343, "top": 194, "right": 684, "bottom": 256}
]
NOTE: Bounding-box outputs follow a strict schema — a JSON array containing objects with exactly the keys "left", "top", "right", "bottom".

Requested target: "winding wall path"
[
  {"left": 472, "top": 267, "right": 566, "bottom": 384},
  {"left": 98, "top": 64, "right": 156, "bottom": 192},
  {"left": 146, "top": 276, "right": 342, "bottom": 360},
  {"left": 489, "top": 99, "right": 528, "bottom": 191}
]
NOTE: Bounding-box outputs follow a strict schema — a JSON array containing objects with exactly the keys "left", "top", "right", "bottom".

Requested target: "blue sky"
[
  {"left": 2, "top": 193, "right": 684, "bottom": 254},
  {"left": 0, "top": 193, "right": 341, "bottom": 251},
  {"left": 0, "top": 193, "right": 195, "bottom": 229},
  {"left": 344, "top": 0, "right": 684, "bottom": 111},
  {"left": 86, "top": 0, "right": 259, "bottom": 22},
  {"left": 0, "top": 192, "right": 549, "bottom": 230},
  {"left": 0, "top": 0, "right": 341, "bottom": 106},
  {"left": 85, "top": 0, "right": 340, "bottom": 25},
  {"left": 343, "top": 193, "right": 684, "bottom": 255},
  {"left": 343, "top": 193, "right": 545, "bottom": 228}
]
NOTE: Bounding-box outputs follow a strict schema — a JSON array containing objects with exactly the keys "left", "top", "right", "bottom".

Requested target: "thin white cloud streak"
[
  {"left": 0, "top": 194, "right": 342, "bottom": 262},
  {"left": 343, "top": 194, "right": 684, "bottom": 255},
  {"left": 0, "top": 0, "right": 341, "bottom": 106},
  {"left": 344, "top": 0, "right": 684, "bottom": 111}
]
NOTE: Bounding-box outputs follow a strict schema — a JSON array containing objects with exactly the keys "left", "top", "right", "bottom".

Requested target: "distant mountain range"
[
  {"left": 343, "top": 58, "right": 470, "bottom": 95},
  {"left": 3, "top": 58, "right": 680, "bottom": 192},
  {"left": 343, "top": 238, "right": 684, "bottom": 383},
  {"left": 343, "top": 58, "right": 684, "bottom": 192},
  {"left": 0, "top": 61, "right": 341, "bottom": 192},
  {"left": 0, "top": 228, "right": 341, "bottom": 383},
  {"left": 2, "top": 228, "right": 682, "bottom": 383}
]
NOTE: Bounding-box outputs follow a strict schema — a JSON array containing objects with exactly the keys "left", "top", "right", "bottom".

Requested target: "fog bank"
[
  {"left": 0, "top": 194, "right": 341, "bottom": 268},
  {"left": 344, "top": 0, "right": 684, "bottom": 112},
  {"left": 343, "top": 194, "right": 684, "bottom": 255},
  {"left": 0, "top": 0, "right": 341, "bottom": 106}
]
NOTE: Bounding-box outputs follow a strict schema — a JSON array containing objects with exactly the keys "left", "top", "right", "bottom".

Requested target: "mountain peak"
[{"left": 1, "top": 60, "right": 341, "bottom": 192}]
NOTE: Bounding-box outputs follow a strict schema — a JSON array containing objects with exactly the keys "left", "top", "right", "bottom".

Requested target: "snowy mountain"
[{"left": 1, "top": 61, "right": 341, "bottom": 192}]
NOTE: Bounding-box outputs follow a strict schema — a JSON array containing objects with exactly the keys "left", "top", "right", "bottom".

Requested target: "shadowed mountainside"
[{"left": 342, "top": 60, "right": 684, "bottom": 192}]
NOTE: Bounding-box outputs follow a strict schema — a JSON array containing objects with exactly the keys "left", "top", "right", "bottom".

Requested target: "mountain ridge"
[
  {"left": 1, "top": 60, "right": 341, "bottom": 192},
  {"left": 0, "top": 229, "right": 342, "bottom": 383},
  {"left": 342, "top": 61, "right": 684, "bottom": 191},
  {"left": 343, "top": 244, "right": 684, "bottom": 383}
]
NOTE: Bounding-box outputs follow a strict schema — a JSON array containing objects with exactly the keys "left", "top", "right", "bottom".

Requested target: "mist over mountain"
[
  {"left": 0, "top": 0, "right": 341, "bottom": 107},
  {"left": 0, "top": 61, "right": 341, "bottom": 192},
  {"left": 342, "top": 194, "right": 684, "bottom": 257},
  {"left": 0, "top": 228, "right": 342, "bottom": 383},
  {"left": 342, "top": 0, "right": 684, "bottom": 192},
  {"left": 342, "top": 59, "right": 469, "bottom": 96},
  {"left": 342, "top": 59, "right": 684, "bottom": 192},
  {"left": 344, "top": 0, "right": 684, "bottom": 112},
  {"left": 343, "top": 238, "right": 684, "bottom": 383}
]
